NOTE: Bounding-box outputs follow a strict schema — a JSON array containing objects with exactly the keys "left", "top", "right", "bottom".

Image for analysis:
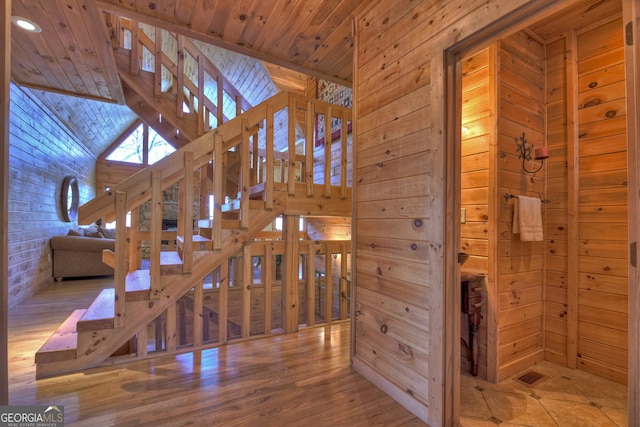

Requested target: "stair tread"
[
  {"left": 176, "top": 235, "right": 212, "bottom": 243},
  {"left": 79, "top": 289, "right": 115, "bottom": 330},
  {"left": 126, "top": 269, "right": 150, "bottom": 292},
  {"left": 35, "top": 309, "right": 87, "bottom": 363},
  {"left": 160, "top": 251, "right": 183, "bottom": 265}
]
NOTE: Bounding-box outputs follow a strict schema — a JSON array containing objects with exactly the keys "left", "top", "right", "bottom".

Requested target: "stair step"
[
  {"left": 177, "top": 235, "right": 213, "bottom": 251},
  {"left": 35, "top": 309, "right": 86, "bottom": 364},
  {"left": 160, "top": 251, "right": 183, "bottom": 275},
  {"left": 77, "top": 289, "right": 116, "bottom": 332},
  {"left": 125, "top": 269, "right": 151, "bottom": 301},
  {"left": 222, "top": 199, "right": 265, "bottom": 212}
]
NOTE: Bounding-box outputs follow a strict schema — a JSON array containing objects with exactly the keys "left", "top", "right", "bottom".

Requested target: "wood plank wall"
[
  {"left": 1, "top": 0, "right": 10, "bottom": 405},
  {"left": 8, "top": 84, "right": 96, "bottom": 307},
  {"left": 496, "top": 31, "right": 546, "bottom": 381},
  {"left": 544, "top": 36, "right": 570, "bottom": 368},
  {"left": 460, "top": 47, "right": 491, "bottom": 380},
  {"left": 353, "top": 1, "right": 544, "bottom": 423},
  {"left": 574, "top": 14, "right": 628, "bottom": 384}
]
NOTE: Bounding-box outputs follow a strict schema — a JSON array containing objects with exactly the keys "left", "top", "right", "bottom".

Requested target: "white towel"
[{"left": 512, "top": 196, "right": 543, "bottom": 241}]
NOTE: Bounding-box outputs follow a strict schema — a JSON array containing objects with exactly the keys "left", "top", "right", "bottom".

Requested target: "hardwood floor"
[{"left": 8, "top": 278, "right": 428, "bottom": 426}]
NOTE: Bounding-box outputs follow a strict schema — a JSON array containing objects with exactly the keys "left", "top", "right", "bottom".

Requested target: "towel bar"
[{"left": 504, "top": 192, "right": 550, "bottom": 204}]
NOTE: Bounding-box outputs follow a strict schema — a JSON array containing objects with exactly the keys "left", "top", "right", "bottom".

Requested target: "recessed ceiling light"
[{"left": 11, "top": 16, "right": 42, "bottom": 33}]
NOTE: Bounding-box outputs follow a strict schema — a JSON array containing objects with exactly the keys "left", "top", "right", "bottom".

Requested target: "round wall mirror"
[{"left": 61, "top": 176, "right": 79, "bottom": 222}]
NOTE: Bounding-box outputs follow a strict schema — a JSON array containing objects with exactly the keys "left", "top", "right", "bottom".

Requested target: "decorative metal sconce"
[{"left": 515, "top": 132, "right": 548, "bottom": 174}]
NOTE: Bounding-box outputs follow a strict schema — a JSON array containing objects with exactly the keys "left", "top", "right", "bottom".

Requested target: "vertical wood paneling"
[
  {"left": 544, "top": 36, "right": 569, "bottom": 367},
  {"left": 576, "top": 14, "right": 628, "bottom": 384},
  {"left": 459, "top": 47, "right": 491, "bottom": 380},
  {"left": 623, "top": 0, "right": 640, "bottom": 419},
  {"left": 8, "top": 84, "right": 96, "bottom": 308},
  {"left": 353, "top": 0, "right": 538, "bottom": 424},
  {"left": 496, "top": 31, "right": 546, "bottom": 381}
]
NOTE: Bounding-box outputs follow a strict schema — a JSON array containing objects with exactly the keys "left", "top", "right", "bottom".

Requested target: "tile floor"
[{"left": 460, "top": 361, "right": 628, "bottom": 426}]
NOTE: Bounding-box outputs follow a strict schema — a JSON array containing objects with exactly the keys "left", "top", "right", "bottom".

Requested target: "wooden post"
[
  {"left": 129, "top": 207, "right": 140, "bottom": 271},
  {"left": 154, "top": 27, "right": 162, "bottom": 98},
  {"left": 176, "top": 35, "right": 185, "bottom": 118},
  {"left": 624, "top": 0, "right": 640, "bottom": 421},
  {"left": 341, "top": 110, "right": 349, "bottom": 199},
  {"left": 306, "top": 100, "right": 315, "bottom": 196},
  {"left": 265, "top": 104, "right": 274, "bottom": 210},
  {"left": 166, "top": 303, "right": 177, "bottom": 353},
  {"left": 197, "top": 55, "right": 205, "bottom": 135},
  {"left": 340, "top": 243, "right": 349, "bottom": 320},
  {"left": 264, "top": 243, "right": 273, "bottom": 334},
  {"left": 1, "top": 0, "right": 10, "bottom": 405},
  {"left": 307, "top": 241, "right": 316, "bottom": 327},
  {"left": 217, "top": 75, "right": 224, "bottom": 126},
  {"left": 219, "top": 261, "right": 229, "bottom": 344},
  {"left": 199, "top": 165, "right": 209, "bottom": 220},
  {"left": 240, "top": 119, "right": 250, "bottom": 229},
  {"left": 566, "top": 30, "right": 580, "bottom": 370},
  {"left": 287, "top": 95, "right": 297, "bottom": 196},
  {"left": 324, "top": 246, "right": 333, "bottom": 323},
  {"left": 193, "top": 282, "right": 203, "bottom": 347},
  {"left": 137, "top": 326, "right": 148, "bottom": 357},
  {"left": 213, "top": 134, "right": 223, "bottom": 249},
  {"left": 129, "top": 20, "right": 139, "bottom": 76},
  {"left": 114, "top": 191, "right": 127, "bottom": 328},
  {"left": 242, "top": 245, "right": 251, "bottom": 338},
  {"left": 251, "top": 133, "right": 259, "bottom": 186},
  {"left": 150, "top": 170, "right": 162, "bottom": 298},
  {"left": 283, "top": 215, "right": 300, "bottom": 332},
  {"left": 182, "top": 151, "right": 194, "bottom": 274},
  {"left": 324, "top": 107, "right": 332, "bottom": 197}
]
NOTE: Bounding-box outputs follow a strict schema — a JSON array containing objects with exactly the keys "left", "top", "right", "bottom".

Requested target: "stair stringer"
[
  {"left": 35, "top": 193, "right": 286, "bottom": 379},
  {"left": 114, "top": 48, "right": 199, "bottom": 142}
]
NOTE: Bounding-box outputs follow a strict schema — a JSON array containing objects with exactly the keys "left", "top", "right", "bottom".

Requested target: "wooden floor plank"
[{"left": 8, "top": 277, "right": 427, "bottom": 426}]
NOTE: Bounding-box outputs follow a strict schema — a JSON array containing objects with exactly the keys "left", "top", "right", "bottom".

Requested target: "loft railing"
[{"left": 108, "top": 16, "right": 252, "bottom": 134}]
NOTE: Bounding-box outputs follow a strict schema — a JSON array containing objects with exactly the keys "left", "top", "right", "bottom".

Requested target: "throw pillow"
[
  {"left": 67, "top": 228, "right": 83, "bottom": 236},
  {"left": 98, "top": 226, "right": 116, "bottom": 239}
]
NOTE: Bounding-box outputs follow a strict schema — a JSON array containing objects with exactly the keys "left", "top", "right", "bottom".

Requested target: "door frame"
[{"left": 442, "top": 0, "right": 638, "bottom": 423}]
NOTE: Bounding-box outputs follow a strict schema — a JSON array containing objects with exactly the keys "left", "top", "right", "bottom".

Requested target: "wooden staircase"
[{"left": 35, "top": 17, "right": 353, "bottom": 379}]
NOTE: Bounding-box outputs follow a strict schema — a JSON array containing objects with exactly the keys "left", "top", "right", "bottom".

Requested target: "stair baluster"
[
  {"left": 150, "top": 170, "right": 162, "bottom": 298},
  {"left": 182, "top": 151, "right": 194, "bottom": 274},
  {"left": 287, "top": 95, "right": 297, "bottom": 197},
  {"left": 264, "top": 243, "right": 273, "bottom": 335},
  {"left": 213, "top": 134, "right": 223, "bottom": 249},
  {"left": 219, "top": 261, "right": 229, "bottom": 344},
  {"left": 324, "top": 106, "right": 333, "bottom": 198},
  {"left": 265, "top": 104, "right": 275, "bottom": 210},
  {"left": 240, "top": 119, "right": 250, "bottom": 230},
  {"left": 305, "top": 100, "right": 315, "bottom": 197},
  {"left": 242, "top": 245, "right": 252, "bottom": 339},
  {"left": 114, "top": 190, "right": 128, "bottom": 328}
]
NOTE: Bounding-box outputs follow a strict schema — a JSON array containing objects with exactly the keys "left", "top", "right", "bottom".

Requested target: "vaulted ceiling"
[
  {"left": 9, "top": 0, "right": 368, "bottom": 156},
  {"left": 11, "top": 0, "right": 364, "bottom": 103}
]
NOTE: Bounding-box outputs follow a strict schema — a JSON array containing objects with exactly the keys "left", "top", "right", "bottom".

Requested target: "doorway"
[{"left": 447, "top": 0, "right": 636, "bottom": 424}]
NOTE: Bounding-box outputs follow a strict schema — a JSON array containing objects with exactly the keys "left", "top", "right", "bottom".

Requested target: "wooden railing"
[
  {"left": 109, "top": 16, "right": 252, "bottom": 135},
  {"left": 135, "top": 239, "right": 351, "bottom": 356},
  {"left": 81, "top": 91, "right": 351, "bottom": 350}
]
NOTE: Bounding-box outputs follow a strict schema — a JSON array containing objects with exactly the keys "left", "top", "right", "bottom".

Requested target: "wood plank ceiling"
[{"left": 10, "top": 0, "right": 366, "bottom": 105}]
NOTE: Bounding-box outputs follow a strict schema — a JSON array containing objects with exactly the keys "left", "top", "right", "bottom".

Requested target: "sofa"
[{"left": 50, "top": 226, "right": 115, "bottom": 281}]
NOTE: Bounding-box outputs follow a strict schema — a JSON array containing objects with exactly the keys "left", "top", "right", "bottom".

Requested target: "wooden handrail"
[{"left": 79, "top": 92, "right": 351, "bottom": 225}]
